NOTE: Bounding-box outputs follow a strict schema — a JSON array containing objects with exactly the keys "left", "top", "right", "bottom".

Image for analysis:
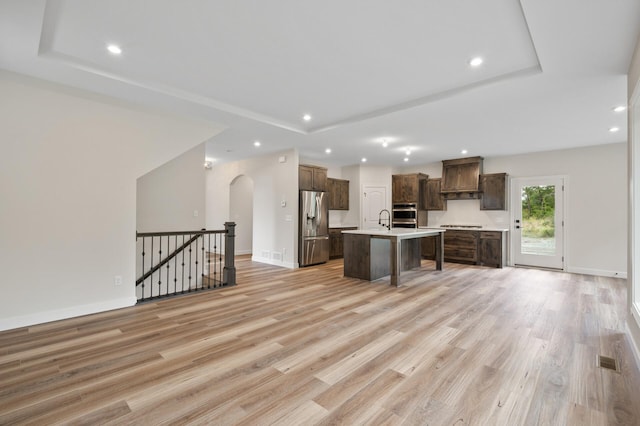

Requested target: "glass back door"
[{"left": 512, "top": 177, "right": 565, "bottom": 270}]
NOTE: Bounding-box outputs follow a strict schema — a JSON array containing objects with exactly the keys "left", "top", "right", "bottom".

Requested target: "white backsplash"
[
  {"left": 329, "top": 210, "right": 358, "bottom": 228},
  {"left": 428, "top": 199, "right": 509, "bottom": 229}
]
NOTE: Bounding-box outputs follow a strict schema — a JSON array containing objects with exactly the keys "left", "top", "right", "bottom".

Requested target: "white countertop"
[
  {"left": 420, "top": 226, "right": 509, "bottom": 232},
  {"left": 342, "top": 228, "right": 444, "bottom": 238}
]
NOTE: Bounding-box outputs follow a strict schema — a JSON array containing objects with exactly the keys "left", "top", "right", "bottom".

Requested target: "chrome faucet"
[{"left": 378, "top": 209, "right": 391, "bottom": 230}]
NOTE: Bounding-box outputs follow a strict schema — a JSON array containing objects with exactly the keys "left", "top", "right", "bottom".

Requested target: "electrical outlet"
[{"left": 114, "top": 275, "right": 122, "bottom": 286}]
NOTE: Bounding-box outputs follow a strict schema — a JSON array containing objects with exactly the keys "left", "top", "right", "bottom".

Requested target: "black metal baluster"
[
  {"left": 141, "top": 237, "right": 146, "bottom": 301},
  {"left": 213, "top": 233, "right": 218, "bottom": 287},
  {"left": 181, "top": 234, "right": 185, "bottom": 293},
  {"left": 207, "top": 233, "right": 212, "bottom": 288},
  {"left": 157, "top": 236, "right": 163, "bottom": 296},
  {"left": 150, "top": 237, "right": 154, "bottom": 299},
  {"left": 219, "top": 232, "right": 224, "bottom": 285},
  {"left": 195, "top": 233, "right": 200, "bottom": 290},
  {"left": 201, "top": 233, "right": 206, "bottom": 289},
  {"left": 188, "top": 233, "right": 192, "bottom": 291},
  {"left": 174, "top": 235, "right": 178, "bottom": 294},
  {"left": 166, "top": 235, "right": 170, "bottom": 297}
]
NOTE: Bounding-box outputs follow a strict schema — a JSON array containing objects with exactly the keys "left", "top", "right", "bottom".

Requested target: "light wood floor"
[{"left": 1, "top": 256, "right": 639, "bottom": 425}]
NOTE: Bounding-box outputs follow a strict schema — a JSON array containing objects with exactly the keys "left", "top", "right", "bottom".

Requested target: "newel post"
[{"left": 224, "top": 222, "right": 236, "bottom": 286}]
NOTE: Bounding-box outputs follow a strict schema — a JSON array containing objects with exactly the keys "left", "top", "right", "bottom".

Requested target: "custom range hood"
[{"left": 440, "top": 156, "right": 483, "bottom": 199}]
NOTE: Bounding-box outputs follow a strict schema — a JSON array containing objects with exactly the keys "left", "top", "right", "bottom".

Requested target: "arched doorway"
[{"left": 230, "top": 175, "right": 254, "bottom": 255}]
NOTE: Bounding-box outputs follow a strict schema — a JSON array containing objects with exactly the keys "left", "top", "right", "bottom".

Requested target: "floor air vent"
[{"left": 597, "top": 355, "right": 620, "bottom": 372}]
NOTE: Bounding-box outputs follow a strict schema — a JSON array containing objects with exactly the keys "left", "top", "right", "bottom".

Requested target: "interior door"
[
  {"left": 511, "top": 176, "right": 565, "bottom": 270},
  {"left": 362, "top": 185, "right": 388, "bottom": 229}
]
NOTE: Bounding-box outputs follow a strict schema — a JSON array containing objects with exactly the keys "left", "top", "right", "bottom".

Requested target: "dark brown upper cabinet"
[
  {"left": 299, "top": 165, "right": 327, "bottom": 191},
  {"left": 392, "top": 173, "right": 428, "bottom": 204},
  {"left": 423, "top": 178, "right": 447, "bottom": 211},
  {"left": 479, "top": 173, "right": 507, "bottom": 210},
  {"left": 441, "top": 156, "right": 483, "bottom": 198},
  {"left": 327, "top": 177, "right": 349, "bottom": 210}
]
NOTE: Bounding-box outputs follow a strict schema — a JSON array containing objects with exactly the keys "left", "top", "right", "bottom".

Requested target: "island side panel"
[
  {"left": 436, "top": 231, "right": 444, "bottom": 270},
  {"left": 401, "top": 239, "right": 422, "bottom": 270},
  {"left": 343, "top": 233, "right": 391, "bottom": 281},
  {"left": 370, "top": 238, "right": 391, "bottom": 280},
  {"left": 343, "top": 233, "right": 371, "bottom": 280}
]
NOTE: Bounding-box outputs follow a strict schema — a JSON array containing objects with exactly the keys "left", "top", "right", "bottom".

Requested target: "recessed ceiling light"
[
  {"left": 254, "top": 141, "right": 261, "bottom": 147},
  {"left": 469, "top": 57, "right": 483, "bottom": 67},
  {"left": 382, "top": 139, "right": 388, "bottom": 148},
  {"left": 361, "top": 158, "right": 367, "bottom": 163},
  {"left": 325, "top": 148, "right": 331, "bottom": 154},
  {"left": 613, "top": 106, "right": 626, "bottom": 112},
  {"left": 404, "top": 157, "right": 409, "bottom": 162},
  {"left": 107, "top": 44, "right": 122, "bottom": 55},
  {"left": 609, "top": 127, "right": 620, "bottom": 133},
  {"left": 405, "top": 150, "right": 411, "bottom": 156},
  {"left": 461, "top": 149, "right": 468, "bottom": 154},
  {"left": 303, "top": 114, "right": 312, "bottom": 121}
]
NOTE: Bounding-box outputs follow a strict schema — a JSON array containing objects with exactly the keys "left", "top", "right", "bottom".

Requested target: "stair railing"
[{"left": 135, "top": 222, "right": 236, "bottom": 302}]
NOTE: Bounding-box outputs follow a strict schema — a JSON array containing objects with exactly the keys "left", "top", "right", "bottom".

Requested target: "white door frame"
[
  {"left": 509, "top": 175, "right": 567, "bottom": 270},
  {"left": 630, "top": 80, "right": 640, "bottom": 322}
]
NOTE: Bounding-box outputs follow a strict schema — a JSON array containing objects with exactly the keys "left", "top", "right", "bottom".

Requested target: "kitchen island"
[{"left": 342, "top": 228, "right": 445, "bottom": 287}]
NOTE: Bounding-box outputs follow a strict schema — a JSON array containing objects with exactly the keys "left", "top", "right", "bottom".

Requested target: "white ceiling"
[{"left": 1, "top": 0, "right": 639, "bottom": 167}]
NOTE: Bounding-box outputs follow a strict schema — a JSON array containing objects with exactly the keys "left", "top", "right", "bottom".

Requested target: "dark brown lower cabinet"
[
  {"left": 329, "top": 227, "right": 357, "bottom": 259},
  {"left": 421, "top": 235, "right": 437, "bottom": 260},
  {"left": 424, "top": 230, "right": 504, "bottom": 268},
  {"left": 478, "top": 231, "right": 503, "bottom": 268},
  {"left": 444, "top": 230, "right": 478, "bottom": 264}
]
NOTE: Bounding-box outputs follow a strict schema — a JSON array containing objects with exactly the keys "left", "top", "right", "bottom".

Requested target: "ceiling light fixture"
[
  {"left": 405, "top": 149, "right": 411, "bottom": 156},
  {"left": 107, "top": 44, "right": 122, "bottom": 55},
  {"left": 404, "top": 157, "right": 409, "bottom": 162},
  {"left": 469, "top": 57, "right": 483, "bottom": 67},
  {"left": 204, "top": 161, "right": 212, "bottom": 169},
  {"left": 302, "top": 114, "right": 312, "bottom": 121},
  {"left": 361, "top": 157, "right": 367, "bottom": 163},
  {"left": 325, "top": 148, "right": 331, "bottom": 154},
  {"left": 613, "top": 106, "right": 626, "bottom": 112},
  {"left": 382, "top": 139, "right": 388, "bottom": 148},
  {"left": 254, "top": 141, "right": 261, "bottom": 147},
  {"left": 461, "top": 149, "right": 468, "bottom": 154},
  {"left": 609, "top": 127, "right": 620, "bottom": 133}
]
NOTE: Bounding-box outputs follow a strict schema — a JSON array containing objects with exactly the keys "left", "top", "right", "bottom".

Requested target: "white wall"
[
  {"left": 136, "top": 143, "right": 206, "bottom": 232},
  {"left": 230, "top": 175, "right": 254, "bottom": 254},
  {"left": 0, "top": 72, "right": 223, "bottom": 331},
  {"left": 342, "top": 165, "right": 362, "bottom": 227},
  {"left": 206, "top": 149, "right": 298, "bottom": 267}
]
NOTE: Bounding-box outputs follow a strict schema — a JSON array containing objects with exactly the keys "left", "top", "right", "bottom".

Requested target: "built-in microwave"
[{"left": 392, "top": 203, "right": 417, "bottom": 228}]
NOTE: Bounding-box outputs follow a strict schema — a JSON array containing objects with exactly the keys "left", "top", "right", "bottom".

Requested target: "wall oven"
[{"left": 392, "top": 203, "right": 417, "bottom": 228}]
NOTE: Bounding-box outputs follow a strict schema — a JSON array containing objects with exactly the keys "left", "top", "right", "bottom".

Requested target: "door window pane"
[{"left": 521, "top": 185, "right": 556, "bottom": 256}]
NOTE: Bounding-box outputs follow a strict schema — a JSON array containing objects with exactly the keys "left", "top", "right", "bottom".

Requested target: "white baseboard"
[
  {"left": 250, "top": 255, "right": 296, "bottom": 269},
  {"left": 626, "top": 303, "right": 640, "bottom": 370},
  {"left": 567, "top": 266, "right": 627, "bottom": 279},
  {"left": 0, "top": 296, "right": 137, "bottom": 332},
  {"left": 235, "top": 249, "right": 252, "bottom": 255}
]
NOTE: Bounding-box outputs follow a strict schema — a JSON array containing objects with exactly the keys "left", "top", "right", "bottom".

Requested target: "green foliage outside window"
[{"left": 521, "top": 185, "right": 555, "bottom": 238}]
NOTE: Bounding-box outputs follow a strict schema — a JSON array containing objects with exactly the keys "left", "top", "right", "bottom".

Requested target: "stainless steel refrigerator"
[{"left": 299, "top": 190, "right": 329, "bottom": 267}]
